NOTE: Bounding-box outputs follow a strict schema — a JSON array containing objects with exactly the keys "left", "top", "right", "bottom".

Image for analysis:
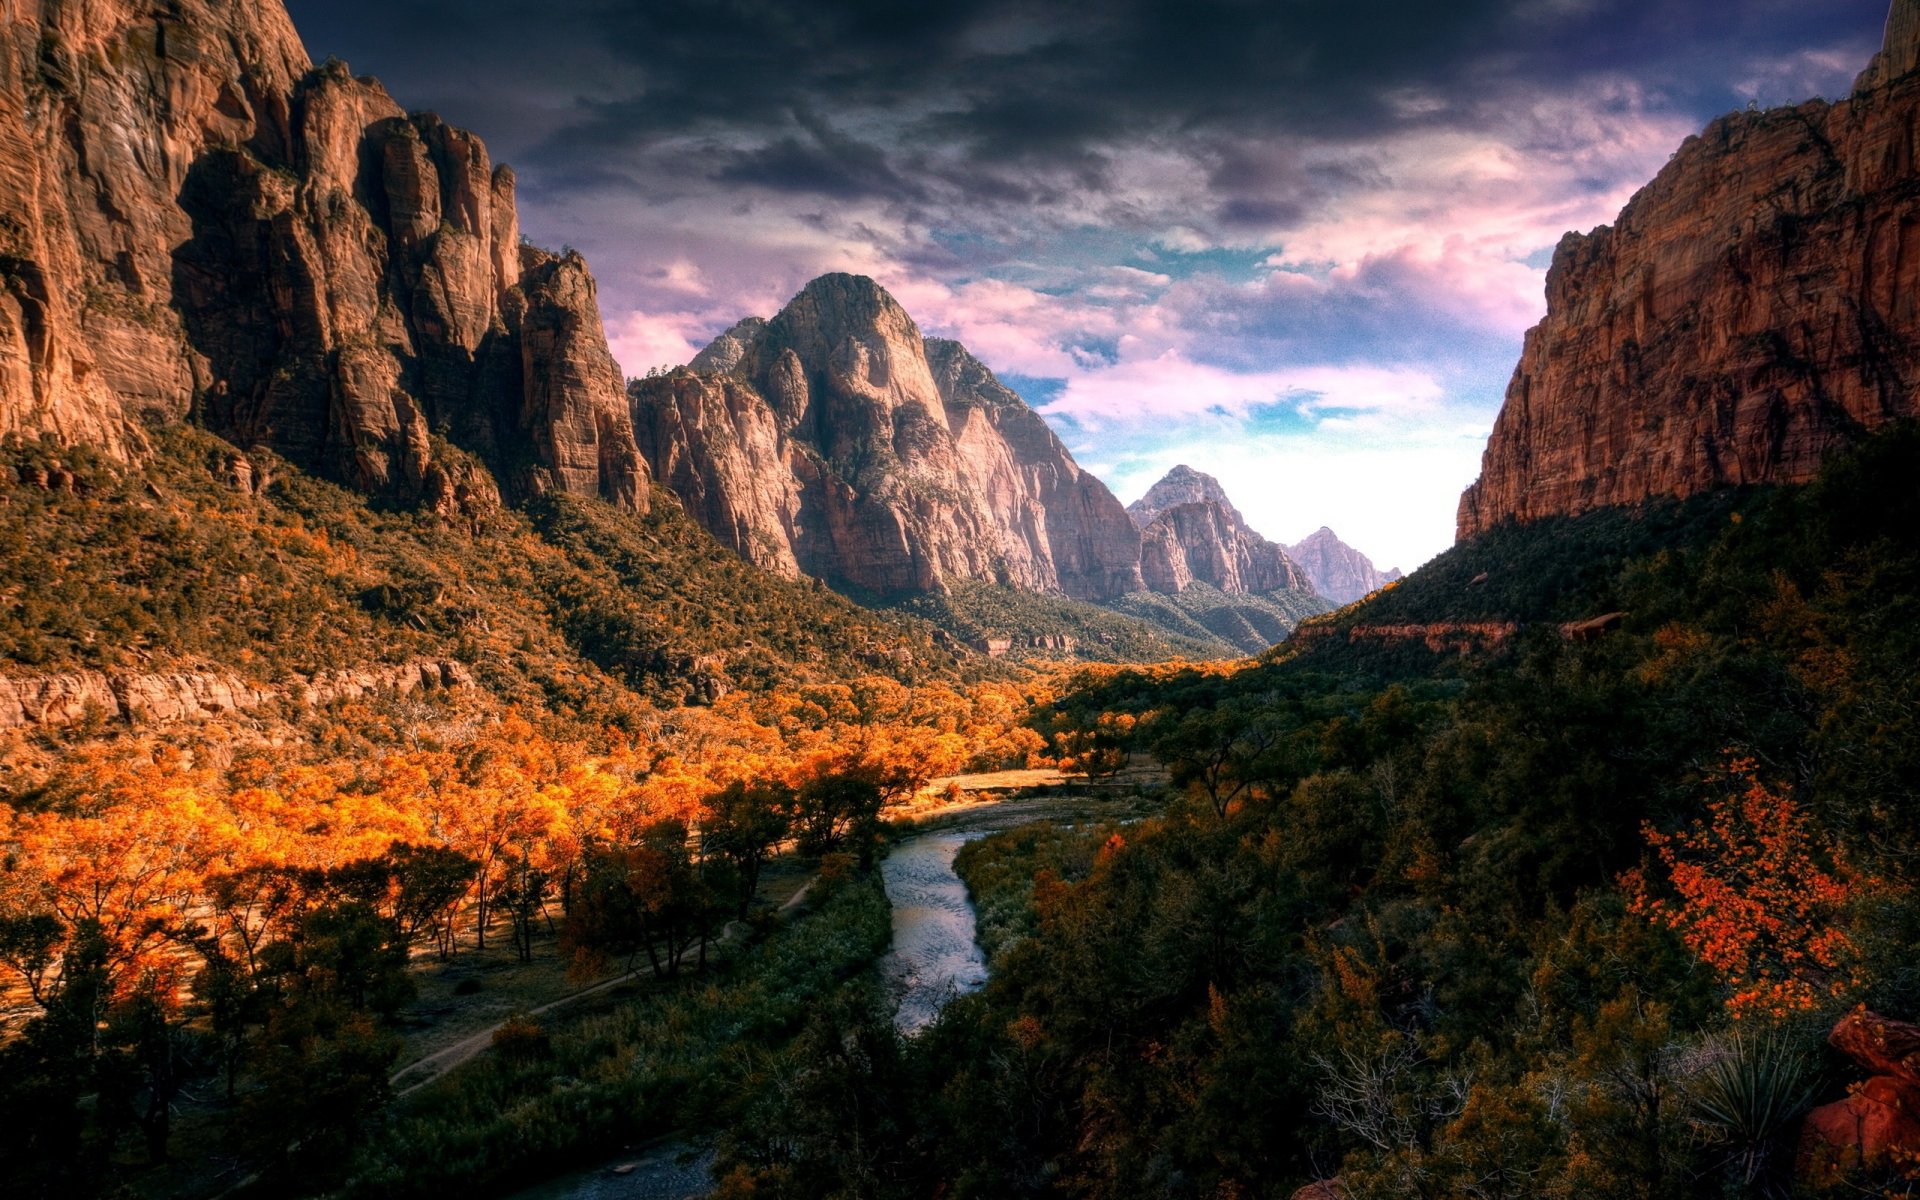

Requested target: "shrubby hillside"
[{"left": 711, "top": 424, "right": 1920, "bottom": 1199}]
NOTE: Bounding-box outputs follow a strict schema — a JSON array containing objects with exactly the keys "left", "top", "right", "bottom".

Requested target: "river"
[
  {"left": 879, "top": 829, "right": 990, "bottom": 1035},
  {"left": 508, "top": 826, "right": 992, "bottom": 1199}
]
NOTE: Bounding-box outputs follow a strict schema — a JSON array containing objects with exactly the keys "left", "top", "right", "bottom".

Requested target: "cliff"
[
  {"left": 631, "top": 274, "right": 1144, "bottom": 599},
  {"left": 0, "top": 0, "right": 647, "bottom": 515},
  {"left": 1129, "top": 466, "right": 1317, "bottom": 597},
  {"left": 1286, "top": 527, "right": 1402, "bottom": 605},
  {"left": 1459, "top": 0, "right": 1920, "bottom": 537}
]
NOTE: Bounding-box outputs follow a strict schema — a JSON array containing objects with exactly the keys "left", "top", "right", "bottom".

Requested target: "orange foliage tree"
[{"left": 1624, "top": 757, "right": 1864, "bottom": 1020}]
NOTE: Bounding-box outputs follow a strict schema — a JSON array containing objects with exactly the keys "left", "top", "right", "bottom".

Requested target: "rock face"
[
  {"left": 1129, "top": 466, "right": 1316, "bottom": 597},
  {"left": 1800, "top": 1009, "right": 1920, "bottom": 1182},
  {"left": 1127, "top": 464, "right": 1245, "bottom": 528},
  {"left": 0, "top": 660, "right": 473, "bottom": 731},
  {"left": 1459, "top": 2, "right": 1920, "bottom": 538},
  {"left": 631, "top": 274, "right": 1143, "bottom": 599},
  {"left": 0, "top": 0, "right": 646, "bottom": 514},
  {"left": 1286, "top": 527, "right": 1402, "bottom": 605}
]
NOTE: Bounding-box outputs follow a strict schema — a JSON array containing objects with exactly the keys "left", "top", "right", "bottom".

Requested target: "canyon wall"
[
  {"left": 1460, "top": 3, "right": 1920, "bottom": 537},
  {"left": 0, "top": 0, "right": 647, "bottom": 515}
]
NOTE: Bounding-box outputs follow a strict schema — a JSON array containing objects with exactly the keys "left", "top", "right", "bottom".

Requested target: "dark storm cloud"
[{"left": 288, "top": 0, "right": 1884, "bottom": 234}]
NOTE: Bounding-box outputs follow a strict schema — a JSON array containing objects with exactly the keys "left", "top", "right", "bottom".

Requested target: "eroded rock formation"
[
  {"left": 0, "top": 1, "right": 646, "bottom": 514},
  {"left": 1129, "top": 466, "right": 1316, "bottom": 597},
  {"left": 0, "top": 659, "right": 474, "bottom": 731},
  {"left": 631, "top": 274, "right": 1143, "bottom": 599},
  {"left": 1800, "top": 1009, "right": 1920, "bottom": 1182},
  {"left": 1459, "top": 1, "right": 1920, "bottom": 537},
  {"left": 1286, "top": 527, "right": 1402, "bottom": 605}
]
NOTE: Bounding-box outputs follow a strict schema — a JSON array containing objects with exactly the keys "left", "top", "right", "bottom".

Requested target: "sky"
[{"left": 286, "top": 0, "right": 1888, "bottom": 572}]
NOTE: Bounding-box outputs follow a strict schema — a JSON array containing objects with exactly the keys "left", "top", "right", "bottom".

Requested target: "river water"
[
  {"left": 509, "top": 828, "right": 993, "bottom": 1199},
  {"left": 879, "top": 830, "right": 990, "bottom": 1035}
]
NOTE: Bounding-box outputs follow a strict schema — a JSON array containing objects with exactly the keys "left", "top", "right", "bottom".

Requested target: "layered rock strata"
[
  {"left": 0, "top": 1, "right": 646, "bottom": 514},
  {"left": 632, "top": 274, "right": 1143, "bottom": 599},
  {"left": 1459, "top": 1, "right": 1920, "bottom": 537},
  {"left": 0, "top": 659, "right": 474, "bottom": 730}
]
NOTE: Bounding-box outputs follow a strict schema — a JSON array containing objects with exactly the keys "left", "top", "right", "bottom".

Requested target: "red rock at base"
[
  {"left": 1799, "top": 1076, "right": 1920, "bottom": 1180},
  {"left": 1832, "top": 1008, "right": 1920, "bottom": 1091},
  {"left": 1290, "top": 1181, "right": 1347, "bottom": 1200}
]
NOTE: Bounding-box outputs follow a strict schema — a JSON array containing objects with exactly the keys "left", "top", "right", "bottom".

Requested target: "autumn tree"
[
  {"left": 702, "top": 779, "right": 795, "bottom": 916},
  {"left": 1625, "top": 757, "right": 1863, "bottom": 1019}
]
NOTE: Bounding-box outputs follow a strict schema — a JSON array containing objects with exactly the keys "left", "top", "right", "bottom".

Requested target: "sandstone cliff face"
[
  {"left": 1459, "top": 2, "right": 1920, "bottom": 538},
  {"left": 1128, "top": 466, "right": 1316, "bottom": 597},
  {"left": 1286, "top": 527, "right": 1402, "bottom": 605},
  {"left": 0, "top": 0, "right": 646, "bottom": 514},
  {"left": 0, "top": 659, "right": 473, "bottom": 731},
  {"left": 631, "top": 274, "right": 1144, "bottom": 599}
]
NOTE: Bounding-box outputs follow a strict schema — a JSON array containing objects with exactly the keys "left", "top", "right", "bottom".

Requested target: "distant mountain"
[
  {"left": 631, "top": 274, "right": 1145, "bottom": 600},
  {"left": 1127, "top": 464, "right": 1246, "bottom": 529},
  {"left": 1459, "top": 0, "right": 1920, "bottom": 538},
  {"left": 1127, "top": 466, "right": 1317, "bottom": 597},
  {"left": 1286, "top": 527, "right": 1403, "bottom": 605}
]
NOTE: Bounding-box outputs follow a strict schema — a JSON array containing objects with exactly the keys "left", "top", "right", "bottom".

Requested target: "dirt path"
[{"left": 390, "top": 877, "right": 817, "bottom": 1097}]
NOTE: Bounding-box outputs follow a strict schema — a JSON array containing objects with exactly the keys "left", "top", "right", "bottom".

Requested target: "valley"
[{"left": 3, "top": 1, "right": 1920, "bottom": 1198}]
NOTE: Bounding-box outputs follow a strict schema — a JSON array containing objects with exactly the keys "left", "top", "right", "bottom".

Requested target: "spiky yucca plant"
[{"left": 1690, "top": 1032, "right": 1823, "bottom": 1195}]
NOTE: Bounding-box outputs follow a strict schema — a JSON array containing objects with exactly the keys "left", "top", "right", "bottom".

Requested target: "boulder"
[
  {"left": 1799, "top": 1076, "right": 1920, "bottom": 1181},
  {"left": 1831, "top": 1008, "right": 1920, "bottom": 1090}
]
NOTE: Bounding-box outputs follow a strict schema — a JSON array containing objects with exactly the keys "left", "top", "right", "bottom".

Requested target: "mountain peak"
[
  {"left": 1128, "top": 465, "right": 1242, "bottom": 529},
  {"left": 632, "top": 280, "right": 1145, "bottom": 600},
  {"left": 1286, "top": 528, "right": 1399, "bottom": 605}
]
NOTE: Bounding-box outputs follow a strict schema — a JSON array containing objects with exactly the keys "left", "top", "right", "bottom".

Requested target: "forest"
[
  {"left": 693, "top": 425, "right": 1920, "bottom": 1199},
  {"left": 3, "top": 425, "right": 1919, "bottom": 1200}
]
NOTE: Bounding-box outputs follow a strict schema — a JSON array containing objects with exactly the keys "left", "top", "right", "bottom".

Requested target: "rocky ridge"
[
  {"left": 0, "top": 659, "right": 473, "bottom": 731},
  {"left": 0, "top": 0, "right": 647, "bottom": 515},
  {"left": 1459, "top": 0, "right": 1920, "bottom": 537},
  {"left": 1129, "top": 466, "right": 1317, "bottom": 597},
  {"left": 632, "top": 274, "right": 1144, "bottom": 600},
  {"left": 1286, "top": 527, "right": 1402, "bottom": 605}
]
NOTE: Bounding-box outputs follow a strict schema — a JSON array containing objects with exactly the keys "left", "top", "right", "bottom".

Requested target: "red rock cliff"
[
  {"left": 1459, "top": 1, "right": 1920, "bottom": 538},
  {"left": 0, "top": 0, "right": 646, "bottom": 513}
]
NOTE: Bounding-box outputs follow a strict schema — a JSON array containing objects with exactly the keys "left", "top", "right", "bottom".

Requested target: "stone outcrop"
[
  {"left": 1459, "top": 0, "right": 1920, "bottom": 538},
  {"left": 0, "top": 659, "right": 473, "bottom": 731},
  {"left": 1290, "top": 619, "right": 1520, "bottom": 656},
  {"left": 1831, "top": 1008, "right": 1920, "bottom": 1090},
  {"left": 1286, "top": 527, "right": 1402, "bottom": 605},
  {"left": 1129, "top": 466, "right": 1317, "bottom": 597},
  {"left": 0, "top": 0, "right": 646, "bottom": 515},
  {"left": 1800, "top": 1009, "right": 1920, "bottom": 1183},
  {"left": 631, "top": 274, "right": 1144, "bottom": 599}
]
